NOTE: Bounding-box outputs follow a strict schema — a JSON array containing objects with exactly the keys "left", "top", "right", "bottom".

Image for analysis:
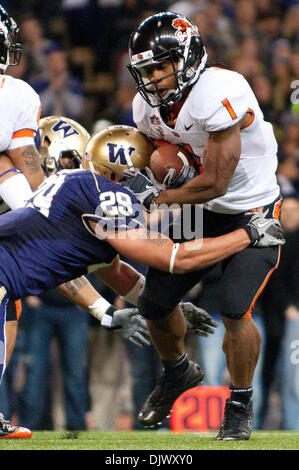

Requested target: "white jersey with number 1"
[
  {"left": 0, "top": 74, "right": 41, "bottom": 214},
  {"left": 133, "top": 67, "right": 280, "bottom": 214}
]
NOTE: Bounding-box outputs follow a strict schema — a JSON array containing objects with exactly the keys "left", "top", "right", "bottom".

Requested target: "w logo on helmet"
[
  {"left": 52, "top": 120, "right": 79, "bottom": 138},
  {"left": 107, "top": 143, "right": 135, "bottom": 166}
]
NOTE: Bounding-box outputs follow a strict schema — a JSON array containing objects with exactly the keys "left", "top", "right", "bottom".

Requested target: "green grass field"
[{"left": 0, "top": 430, "right": 298, "bottom": 451}]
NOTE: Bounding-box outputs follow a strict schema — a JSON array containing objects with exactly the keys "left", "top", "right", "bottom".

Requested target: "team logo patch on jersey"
[
  {"left": 107, "top": 143, "right": 136, "bottom": 166},
  {"left": 150, "top": 116, "right": 165, "bottom": 137},
  {"left": 51, "top": 120, "right": 80, "bottom": 138},
  {"left": 172, "top": 18, "right": 198, "bottom": 44},
  {"left": 150, "top": 115, "right": 161, "bottom": 125}
]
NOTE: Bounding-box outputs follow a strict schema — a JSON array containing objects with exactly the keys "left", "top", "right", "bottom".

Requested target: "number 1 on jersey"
[{"left": 221, "top": 98, "right": 237, "bottom": 120}]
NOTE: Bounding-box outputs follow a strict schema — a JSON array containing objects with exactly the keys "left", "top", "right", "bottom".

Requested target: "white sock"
[{"left": 0, "top": 173, "right": 33, "bottom": 210}]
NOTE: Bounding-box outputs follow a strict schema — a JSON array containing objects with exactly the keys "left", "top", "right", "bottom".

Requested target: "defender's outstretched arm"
[{"left": 104, "top": 227, "right": 251, "bottom": 274}]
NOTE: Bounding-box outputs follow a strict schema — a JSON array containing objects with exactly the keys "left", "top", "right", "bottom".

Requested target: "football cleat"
[
  {"left": 0, "top": 415, "right": 32, "bottom": 439},
  {"left": 138, "top": 360, "right": 204, "bottom": 427},
  {"left": 216, "top": 399, "right": 253, "bottom": 440}
]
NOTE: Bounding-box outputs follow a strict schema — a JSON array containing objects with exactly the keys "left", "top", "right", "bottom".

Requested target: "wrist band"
[
  {"left": 88, "top": 297, "right": 112, "bottom": 321},
  {"left": 169, "top": 243, "right": 180, "bottom": 273},
  {"left": 101, "top": 306, "right": 117, "bottom": 328}
]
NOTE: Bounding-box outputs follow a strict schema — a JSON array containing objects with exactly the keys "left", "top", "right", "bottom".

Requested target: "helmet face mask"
[
  {"left": 128, "top": 12, "right": 207, "bottom": 107},
  {"left": 129, "top": 49, "right": 184, "bottom": 107},
  {"left": 58, "top": 149, "right": 82, "bottom": 171},
  {"left": 0, "top": 5, "right": 22, "bottom": 72},
  {"left": 6, "top": 21, "right": 22, "bottom": 66},
  {"left": 42, "top": 148, "right": 82, "bottom": 176}
]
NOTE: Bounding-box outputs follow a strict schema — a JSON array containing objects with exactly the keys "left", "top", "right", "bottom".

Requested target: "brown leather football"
[{"left": 149, "top": 144, "right": 195, "bottom": 184}]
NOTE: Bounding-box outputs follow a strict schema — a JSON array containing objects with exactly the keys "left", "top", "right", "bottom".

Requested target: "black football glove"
[{"left": 180, "top": 302, "right": 218, "bottom": 336}]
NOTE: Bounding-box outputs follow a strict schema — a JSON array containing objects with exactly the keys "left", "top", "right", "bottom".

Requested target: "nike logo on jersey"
[
  {"left": 185, "top": 123, "right": 193, "bottom": 131},
  {"left": 145, "top": 185, "right": 153, "bottom": 190}
]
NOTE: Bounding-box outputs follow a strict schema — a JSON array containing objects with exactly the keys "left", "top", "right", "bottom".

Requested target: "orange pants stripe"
[{"left": 243, "top": 245, "right": 281, "bottom": 319}]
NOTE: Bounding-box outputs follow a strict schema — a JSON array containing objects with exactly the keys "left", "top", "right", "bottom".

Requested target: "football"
[{"left": 149, "top": 144, "right": 195, "bottom": 185}]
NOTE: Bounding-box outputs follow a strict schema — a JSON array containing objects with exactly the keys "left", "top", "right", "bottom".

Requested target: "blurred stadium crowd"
[{"left": 0, "top": 0, "right": 298, "bottom": 432}]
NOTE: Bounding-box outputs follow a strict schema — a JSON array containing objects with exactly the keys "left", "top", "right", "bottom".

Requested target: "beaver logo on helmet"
[{"left": 172, "top": 17, "right": 199, "bottom": 44}]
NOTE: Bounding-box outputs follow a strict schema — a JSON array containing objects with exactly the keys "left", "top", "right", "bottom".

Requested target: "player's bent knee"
[
  {"left": 220, "top": 310, "right": 248, "bottom": 320},
  {"left": 138, "top": 291, "right": 173, "bottom": 320},
  {"left": 220, "top": 289, "right": 252, "bottom": 320}
]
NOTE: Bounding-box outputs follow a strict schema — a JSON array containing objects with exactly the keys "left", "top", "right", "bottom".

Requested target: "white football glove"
[{"left": 144, "top": 167, "right": 167, "bottom": 190}]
